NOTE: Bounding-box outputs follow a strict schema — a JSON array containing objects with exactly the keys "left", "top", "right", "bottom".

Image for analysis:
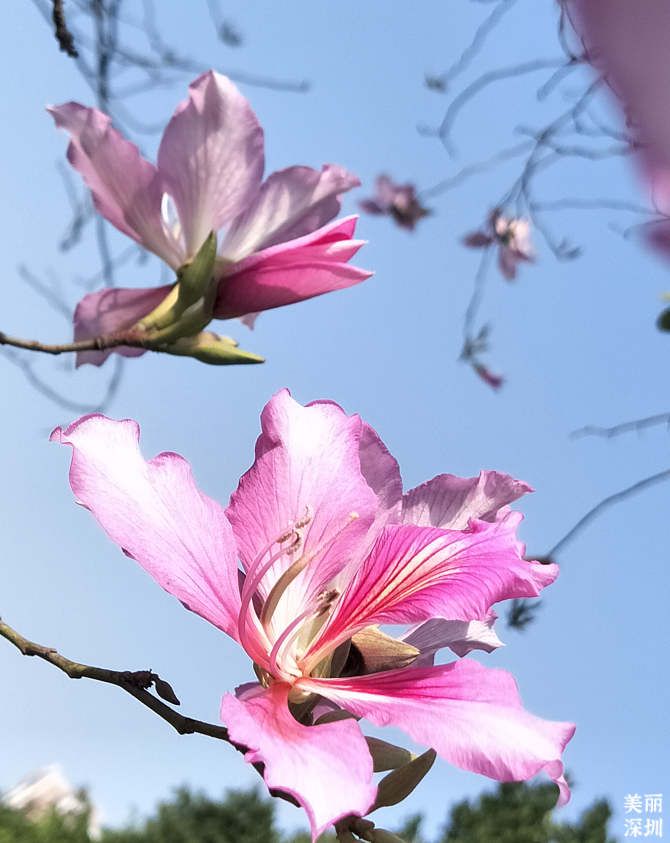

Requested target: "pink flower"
[
  {"left": 49, "top": 72, "right": 371, "bottom": 366},
  {"left": 359, "top": 175, "right": 431, "bottom": 231},
  {"left": 568, "top": 0, "right": 670, "bottom": 258},
  {"left": 473, "top": 363, "right": 504, "bottom": 390},
  {"left": 52, "top": 390, "right": 574, "bottom": 839},
  {"left": 464, "top": 209, "right": 534, "bottom": 280}
]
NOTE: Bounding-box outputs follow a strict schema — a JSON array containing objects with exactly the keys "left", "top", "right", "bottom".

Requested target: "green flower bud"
[
  {"left": 160, "top": 332, "right": 264, "bottom": 365},
  {"left": 370, "top": 748, "right": 437, "bottom": 811}
]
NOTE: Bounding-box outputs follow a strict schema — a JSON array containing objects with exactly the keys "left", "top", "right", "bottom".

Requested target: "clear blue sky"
[{"left": 1, "top": 0, "right": 669, "bottom": 838}]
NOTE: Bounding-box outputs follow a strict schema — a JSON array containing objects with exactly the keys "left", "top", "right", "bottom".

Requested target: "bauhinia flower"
[
  {"left": 567, "top": 0, "right": 670, "bottom": 261},
  {"left": 49, "top": 71, "right": 371, "bottom": 366},
  {"left": 52, "top": 390, "right": 574, "bottom": 839},
  {"left": 359, "top": 175, "right": 431, "bottom": 231},
  {"left": 463, "top": 209, "right": 534, "bottom": 281},
  {"left": 472, "top": 362, "right": 504, "bottom": 390}
]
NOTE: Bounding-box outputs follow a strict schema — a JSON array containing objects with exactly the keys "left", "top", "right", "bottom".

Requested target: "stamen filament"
[{"left": 260, "top": 512, "right": 358, "bottom": 628}]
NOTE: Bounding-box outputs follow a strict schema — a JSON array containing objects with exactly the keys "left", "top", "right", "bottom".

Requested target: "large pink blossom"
[
  {"left": 49, "top": 72, "right": 371, "bottom": 366},
  {"left": 52, "top": 391, "right": 574, "bottom": 838},
  {"left": 568, "top": 0, "right": 670, "bottom": 257}
]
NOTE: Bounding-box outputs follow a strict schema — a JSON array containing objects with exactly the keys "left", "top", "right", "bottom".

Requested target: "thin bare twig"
[
  {"left": 547, "top": 468, "right": 670, "bottom": 558},
  {"left": 0, "top": 615, "right": 299, "bottom": 807},
  {"left": 571, "top": 412, "right": 670, "bottom": 439},
  {"left": 51, "top": 0, "right": 78, "bottom": 57}
]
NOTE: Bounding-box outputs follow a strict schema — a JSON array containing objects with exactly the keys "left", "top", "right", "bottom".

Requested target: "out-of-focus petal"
[
  {"left": 402, "top": 471, "right": 533, "bottom": 531},
  {"left": 373, "top": 175, "right": 397, "bottom": 209},
  {"left": 401, "top": 611, "right": 503, "bottom": 665},
  {"left": 221, "top": 165, "right": 360, "bottom": 261},
  {"left": 157, "top": 71, "right": 264, "bottom": 259},
  {"left": 570, "top": 0, "right": 670, "bottom": 172},
  {"left": 299, "top": 660, "right": 574, "bottom": 806},
  {"left": 313, "top": 515, "right": 557, "bottom": 653},
  {"left": 498, "top": 247, "right": 519, "bottom": 281},
  {"left": 49, "top": 104, "right": 183, "bottom": 268},
  {"left": 51, "top": 415, "right": 242, "bottom": 641},
  {"left": 359, "top": 199, "right": 386, "bottom": 216},
  {"left": 213, "top": 216, "right": 371, "bottom": 319},
  {"left": 463, "top": 232, "right": 493, "bottom": 248},
  {"left": 225, "top": 390, "right": 381, "bottom": 631},
  {"left": 220, "top": 682, "right": 375, "bottom": 840},
  {"left": 73, "top": 285, "right": 172, "bottom": 368}
]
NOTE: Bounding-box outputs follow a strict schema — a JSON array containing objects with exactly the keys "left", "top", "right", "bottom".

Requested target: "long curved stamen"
[
  {"left": 238, "top": 544, "right": 294, "bottom": 659},
  {"left": 237, "top": 511, "right": 311, "bottom": 660},
  {"left": 260, "top": 512, "right": 358, "bottom": 629},
  {"left": 268, "top": 589, "right": 340, "bottom": 679}
]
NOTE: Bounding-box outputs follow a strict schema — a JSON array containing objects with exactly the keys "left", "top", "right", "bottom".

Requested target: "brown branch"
[
  {"left": 52, "top": 0, "right": 78, "bottom": 57},
  {"left": 0, "top": 329, "right": 151, "bottom": 356},
  {"left": 0, "top": 615, "right": 231, "bottom": 740},
  {"left": 0, "top": 615, "right": 300, "bottom": 808}
]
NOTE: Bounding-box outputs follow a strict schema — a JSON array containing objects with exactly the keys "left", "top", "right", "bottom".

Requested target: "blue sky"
[{"left": 1, "top": 0, "right": 669, "bottom": 838}]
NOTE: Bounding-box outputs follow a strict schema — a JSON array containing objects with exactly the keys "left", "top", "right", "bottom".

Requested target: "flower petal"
[
  {"left": 49, "top": 104, "right": 183, "bottom": 268},
  {"left": 299, "top": 661, "right": 574, "bottom": 806},
  {"left": 72, "top": 285, "right": 172, "bottom": 368},
  {"left": 401, "top": 471, "right": 533, "bottom": 531},
  {"left": 213, "top": 216, "right": 372, "bottom": 319},
  {"left": 401, "top": 611, "right": 503, "bottom": 665},
  {"left": 311, "top": 515, "right": 557, "bottom": 656},
  {"left": 51, "top": 415, "right": 242, "bottom": 640},
  {"left": 225, "top": 390, "right": 381, "bottom": 630},
  {"left": 221, "top": 165, "right": 360, "bottom": 261},
  {"left": 220, "top": 682, "right": 375, "bottom": 840},
  {"left": 157, "top": 71, "right": 264, "bottom": 258}
]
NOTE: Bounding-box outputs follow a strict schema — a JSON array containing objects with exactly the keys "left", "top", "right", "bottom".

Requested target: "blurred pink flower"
[
  {"left": 464, "top": 209, "right": 534, "bottom": 281},
  {"left": 473, "top": 363, "right": 504, "bottom": 390},
  {"left": 359, "top": 175, "right": 430, "bottom": 231},
  {"left": 50, "top": 71, "right": 371, "bottom": 366},
  {"left": 53, "top": 390, "right": 573, "bottom": 839},
  {"left": 568, "top": 0, "right": 670, "bottom": 258}
]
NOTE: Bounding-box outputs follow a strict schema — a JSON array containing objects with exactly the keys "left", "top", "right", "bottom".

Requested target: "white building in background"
[{"left": 3, "top": 765, "right": 103, "bottom": 838}]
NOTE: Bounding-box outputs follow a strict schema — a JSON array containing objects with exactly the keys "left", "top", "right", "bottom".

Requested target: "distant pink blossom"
[
  {"left": 464, "top": 209, "right": 534, "bottom": 280},
  {"left": 53, "top": 391, "right": 574, "bottom": 839},
  {"left": 568, "top": 0, "right": 670, "bottom": 258},
  {"left": 359, "top": 175, "right": 431, "bottom": 231},
  {"left": 50, "top": 72, "right": 371, "bottom": 366},
  {"left": 473, "top": 363, "right": 504, "bottom": 390}
]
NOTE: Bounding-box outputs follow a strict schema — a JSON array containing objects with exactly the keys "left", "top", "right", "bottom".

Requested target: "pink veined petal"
[
  {"left": 213, "top": 216, "right": 371, "bottom": 319},
  {"left": 225, "top": 390, "right": 381, "bottom": 631},
  {"left": 73, "top": 285, "right": 173, "bottom": 368},
  {"left": 49, "top": 104, "right": 183, "bottom": 269},
  {"left": 402, "top": 471, "right": 533, "bottom": 531},
  {"left": 299, "top": 661, "right": 574, "bottom": 806},
  {"left": 310, "top": 515, "right": 557, "bottom": 658},
  {"left": 220, "top": 682, "right": 375, "bottom": 841},
  {"left": 157, "top": 71, "right": 264, "bottom": 259},
  {"left": 51, "top": 415, "right": 242, "bottom": 641},
  {"left": 401, "top": 610, "right": 503, "bottom": 664},
  {"left": 357, "top": 421, "right": 403, "bottom": 530},
  {"left": 221, "top": 164, "right": 361, "bottom": 261}
]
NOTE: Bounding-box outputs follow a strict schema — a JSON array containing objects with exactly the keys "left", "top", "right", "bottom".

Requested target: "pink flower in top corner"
[
  {"left": 49, "top": 71, "right": 371, "bottom": 366},
  {"left": 52, "top": 391, "right": 574, "bottom": 839},
  {"left": 359, "top": 174, "right": 431, "bottom": 231},
  {"left": 567, "top": 0, "right": 670, "bottom": 260},
  {"left": 463, "top": 209, "right": 534, "bottom": 280}
]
